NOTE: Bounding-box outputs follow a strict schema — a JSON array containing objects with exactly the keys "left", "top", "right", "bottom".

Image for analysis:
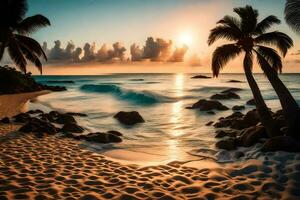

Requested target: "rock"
[
  {"left": 13, "top": 113, "right": 31, "bottom": 123},
  {"left": 114, "top": 111, "right": 145, "bottom": 125},
  {"left": 234, "top": 151, "right": 245, "bottom": 159},
  {"left": 246, "top": 99, "right": 256, "bottom": 105},
  {"left": 221, "top": 88, "right": 242, "bottom": 93},
  {"left": 187, "top": 99, "right": 229, "bottom": 111},
  {"left": 84, "top": 132, "right": 122, "bottom": 143},
  {"left": 66, "top": 112, "right": 87, "bottom": 117},
  {"left": 210, "top": 92, "right": 240, "bottom": 100},
  {"left": 214, "top": 112, "right": 244, "bottom": 128},
  {"left": 232, "top": 105, "right": 245, "bottom": 111},
  {"left": 26, "top": 109, "right": 44, "bottom": 114},
  {"left": 55, "top": 114, "right": 76, "bottom": 124},
  {"left": 0, "top": 117, "right": 10, "bottom": 123},
  {"left": 261, "top": 136, "right": 300, "bottom": 152},
  {"left": 19, "top": 118, "right": 58, "bottom": 134},
  {"left": 215, "top": 138, "right": 236, "bottom": 150},
  {"left": 207, "top": 111, "right": 215, "bottom": 114},
  {"left": 238, "top": 126, "right": 268, "bottom": 147},
  {"left": 191, "top": 75, "right": 211, "bottom": 79},
  {"left": 206, "top": 121, "right": 214, "bottom": 126},
  {"left": 215, "top": 130, "right": 238, "bottom": 138},
  {"left": 39, "top": 113, "right": 55, "bottom": 122},
  {"left": 227, "top": 80, "right": 243, "bottom": 83},
  {"left": 61, "top": 123, "right": 84, "bottom": 133},
  {"left": 243, "top": 109, "right": 260, "bottom": 127},
  {"left": 49, "top": 111, "right": 60, "bottom": 118},
  {"left": 41, "top": 84, "right": 67, "bottom": 92},
  {"left": 107, "top": 130, "right": 123, "bottom": 136}
]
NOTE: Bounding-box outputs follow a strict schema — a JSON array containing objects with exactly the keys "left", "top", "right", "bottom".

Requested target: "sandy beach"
[
  {"left": 0, "top": 91, "right": 50, "bottom": 119},
  {"left": 0, "top": 92, "right": 300, "bottom": 200}
]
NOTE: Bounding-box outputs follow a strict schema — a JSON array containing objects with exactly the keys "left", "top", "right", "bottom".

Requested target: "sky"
[{"left": 3, "top": 0, "right": 300, "bottom": 74}]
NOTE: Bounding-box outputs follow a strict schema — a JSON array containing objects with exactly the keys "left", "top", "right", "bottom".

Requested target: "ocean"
[{"left": 31, "top": 73, "right": 300, "bottom": 162}]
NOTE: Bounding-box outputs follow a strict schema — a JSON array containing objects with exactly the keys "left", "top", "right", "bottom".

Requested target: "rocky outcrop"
[
  {"left": 0, "top": 117, "right": 10, "bottom": 123},
  {"left": 227, "top": 80, "right": 243, "bottom": 83},
  {"left": 215, "top": 138, "right": 237, "bottom": 150},
  {"left": 232, "top": 105, "right": 245, "bottom": 111},
  {"left": 19, "top": 118, "right": 59, "bottom": 134},
  {"left": 186, "top": 99, "right": 229, "bottom": 111},
  {"left": 81, "top": 132, "right": 123, "bottom": 143},
  {"left": 61, "top": 123, "right": 84, "bottom": 133},
  {"left": 246, "top": 99, "right": 256, "bottom": 105},
  {"left": 261, "top": 136, "right": 300, "bottom": 152},
  {"left": 114, "top": 111, "right": 145, "bottom": 125},
  {"left": 191, "top": 75, "right": 211, "bottom": 79},
  {"left": 210, "top": 92, "right": 240, "bottom": 100}
]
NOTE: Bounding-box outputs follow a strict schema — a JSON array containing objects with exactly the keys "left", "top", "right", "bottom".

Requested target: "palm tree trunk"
[
  {"left": 258, "top": 55, "right": 300, "bottom": 139},
  {"left": 243, "top": 52, "right": 279, "bottom": 137}
]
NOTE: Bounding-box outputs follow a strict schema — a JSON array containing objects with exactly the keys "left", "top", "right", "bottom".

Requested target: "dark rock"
[
  {"left": 61, "top": 123, "right": 84, "bottom": 133},
  {"left": 246, "top": 99, "right": 256, "bottom": 105},
  {"left": 41, "top": 84, "right": 67, "bottom": 92},
  {"left": 207, "top": 111, "right": 215, "bottom": 114},
  {"left": 187, "top": 99, "right": 229, "bottom": 111},
  {"left": 238, "top": 126, "right": 268, "bottom": 147},
  {"left": 39, "top": 113, "right": 55, "bottom": 122},
  {"left": 114, "top": 111, "right": 145, "bottom": 125},
  {"left": 211, "top": 92, "right": 240, "bottom": 100},
  {"left": 55, "top": 114, "right": 76, "bottom": 124},
  {"left": 19, "top": 118, "right": 58, "bottom": 134},
  {"left": 84, "top": 132, "right": 122, "bottom": 143},
  {"left": 243, "top": 109, "right": 260, "bottom": 127},
  {"left": 0, "top": 117, "right": 10, "bottom": 123},
  {"left": 49, "top": 111, "right": 60, "bottom": 118},
  {"left": 206, "top": 121, "right": 214, "bottom": 126},
  {"left": 234, "top": 151, "right": 245, "bottom": 159},
  {"left": 107, "top": 130, "right": 123, "bottom": 136},
  {"left": 191, "top": 75, "right": 211, "bottom": 79},
  {"left": 13, "top": 113, "right": 31, "bottom": 123},
  {"left": 280, "top": 126, "right": 288, "bottom": 134},
  {"left": 44, "top": 80, "right": 75, "bottom": 84},
  {"left": 261, "top": 136, "right": 300, "bottom": 152},
  {"left": 215, "top": 138, "right": 236, "bottom": 150},
  {"left": 214, "top": 112, "right": 244, "bottom": 129},
  {"left": 66, "top": 112, "right": 87, "bottom": 117},
  {"left": 227, "top": 80, "right": 243, "bottom": 83},
  {"left": 26, "top": 109, "right": 43, "bottom": 114},
  {"left": 215, "top": 130, "right": 238, "bottom": 138},
  {"left": 232, "top": 105, "right": 245, "bottom": 111},
  {"left": 221, "top": 88, "right": 242, "bottom": 93}
]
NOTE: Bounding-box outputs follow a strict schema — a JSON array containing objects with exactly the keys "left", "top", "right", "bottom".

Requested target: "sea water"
[{"left": 30, "top": 73, "right": 300, "bottom": 162}]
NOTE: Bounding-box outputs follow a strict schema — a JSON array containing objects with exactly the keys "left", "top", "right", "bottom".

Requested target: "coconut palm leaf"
[
  {"left": 255, "top": 45, "right": 282, "bottom": 73},
  {"left": 15, "top": 34, "right": 47, "bottom": 61},
  {"left": 0, "top": 0, "right": 27, "bottom": 27},
  {"left": 233, "top": 5, "right": 258, "bottom": 34},
  {"left": 7, "top": 38, "right": 27, "bottom": 73},
  {"left": 254, "top": 31, "right": 293, "bottom": 56},
  {"left": 212, "top": 44, "right": 241, "bottom": 77},
  {"left": 208, "top": 25, "right": 240, "bottom": 45},
  {"left": 285, "top": 0, "right": 300, "bottom": 33},
  {"left": 254, "top": 15, "right": 281, "bottom": 35},
  {"left": 16, "top": 14, "right": 50, "bottom": 34},
  {"left": 19, "top": 43, "right": 42, "bottom": 74}
]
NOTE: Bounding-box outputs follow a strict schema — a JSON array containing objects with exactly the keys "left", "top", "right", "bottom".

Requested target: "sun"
[{"left": 177, "top": 32, "right": 193, "bottom": 46}]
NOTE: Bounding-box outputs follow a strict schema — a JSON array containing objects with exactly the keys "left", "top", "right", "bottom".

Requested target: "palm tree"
[
  {"left": 208, "top": 5, "right": 299, "bottom": 138},
  {"left": 285, "top": 0, "right": 300, "bottom": 34},
  {"left": 0, "top": 0, "right": 50, "bottom": 74}
]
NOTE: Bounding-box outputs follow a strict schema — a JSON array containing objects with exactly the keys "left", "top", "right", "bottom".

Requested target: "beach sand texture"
[
  {"left": 0, "top": 91, "right": 49, "bottom": 119},
  {"left": 1, "top": 127, "right": 300, "bottom": 200}
]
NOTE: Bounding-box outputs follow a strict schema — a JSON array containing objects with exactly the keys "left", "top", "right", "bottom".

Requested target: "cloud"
[
  {"left": 41, "top": 37, "right": 189, "bottom": 64},
  {"left": 168, "top": 45, "right": 188, "bottom": 62},
  {"left": 188, "top": 53, "right": 202, "bottom": 66}
]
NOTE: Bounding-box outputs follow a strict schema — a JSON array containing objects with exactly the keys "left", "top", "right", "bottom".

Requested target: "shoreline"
[{"left": 0, "top": 90, "right": 50, "bottom": 119}]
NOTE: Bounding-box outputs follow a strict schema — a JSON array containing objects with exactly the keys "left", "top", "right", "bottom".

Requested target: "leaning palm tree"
[
  {"left": 285, "top": 0, "right": 300, "bottom": 34},
  {"left": 208, "top": 5, "right": 300, "bottom": 138},
  {"left": 0, "top": 0, "right": 50, "bottom": 74}
]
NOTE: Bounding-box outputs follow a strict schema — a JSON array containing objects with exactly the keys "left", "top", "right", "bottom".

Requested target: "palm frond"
[
  {"left": 217, "top": 15, "right": 242, "bottom": 31},
  {"left": 15, "top": 34, "right": 47, "bottom": 61},
  {"left": 0, "top": 44, "right": 5, "bottom": 61},
  {"left": 16, "top": 14, "right": 50, "bottom": 34},
  {"left": 255, "top": 45, "right": 282, "bottom": 73},
  {"left": 7, "top": 38, "right": 27, "bottom": 73},
  {"left": 254, "top": 31, "right": 293, "bottom": 56},
  {"left": 243, "top": 51, "right": 253, "bottom": 71},
  {"left": 208, "top": 25, "right": 241, "bottom": 45},
  {"left": 19, "top": 42, "right": 42, "bottom": 74},
  {"left": 254, "top": 15, "right": 281, "bottom": 35},
  {"left": 233, "top": 5, "right": 258, "bottom": 34},
  {"left": 285, "top": 0, "right": 300, "bottom": 33},
  {"left": 212, "top": 44, "right": 242, "bottom": 77}
]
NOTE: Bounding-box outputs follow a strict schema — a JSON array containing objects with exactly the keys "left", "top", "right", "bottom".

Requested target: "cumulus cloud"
[
  {"left": 168, "top": 45, "right": 188, "bottom": 62},
  {"left": 41, "top": 37, "right": 189, "bottom": 64}
]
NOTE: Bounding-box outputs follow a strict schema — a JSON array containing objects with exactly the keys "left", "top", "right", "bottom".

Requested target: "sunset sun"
[{"left": 177, "top": 31, "right": 193, "bottom": 46}]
